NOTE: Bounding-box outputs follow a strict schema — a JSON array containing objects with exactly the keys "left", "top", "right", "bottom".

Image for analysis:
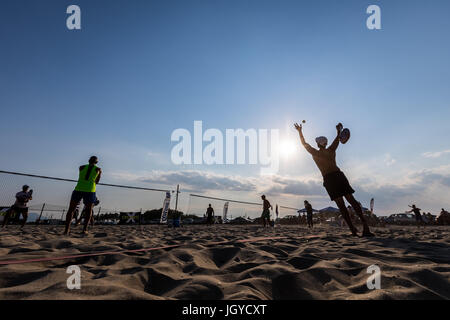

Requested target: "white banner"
[
  {"left": 223, "top": 202, "right": 229, "bottom": 223},
  {"left": 160, "top": 191, "right": 171, "bottom": 224},
  {"left": 126, "top": 212, "right": 135, "bottom": 224}
]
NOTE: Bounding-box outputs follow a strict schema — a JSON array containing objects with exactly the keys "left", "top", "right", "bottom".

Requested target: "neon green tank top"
[{"left": 74, "top": 164, "right": 99, "bottom": 192}]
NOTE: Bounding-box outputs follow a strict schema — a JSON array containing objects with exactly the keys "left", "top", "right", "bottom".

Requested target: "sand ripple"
[{"left": 0, "top": 225, "right": 449, "bottom": 300}]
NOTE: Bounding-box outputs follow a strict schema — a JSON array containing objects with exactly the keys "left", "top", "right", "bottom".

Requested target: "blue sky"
[{"left": 1, "top": 0, "right": 449, "bottom": 216}]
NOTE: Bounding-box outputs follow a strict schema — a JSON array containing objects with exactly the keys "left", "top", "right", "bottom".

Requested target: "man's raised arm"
[
  {"left": 328, "top": 123, "right": 342, "bottom": 151},
  {"left": 294, "top": 123, "right": 315, "bottom": 154}
]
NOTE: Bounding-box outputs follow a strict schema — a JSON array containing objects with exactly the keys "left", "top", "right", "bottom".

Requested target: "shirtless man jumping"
[{"left": 294, "top": 122, "right": 374, "bottom": 237}]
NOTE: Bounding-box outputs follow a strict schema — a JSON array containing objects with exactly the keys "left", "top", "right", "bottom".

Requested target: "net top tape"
[{"left": 0, "top": 170, "right": 171, "bottom": 193}]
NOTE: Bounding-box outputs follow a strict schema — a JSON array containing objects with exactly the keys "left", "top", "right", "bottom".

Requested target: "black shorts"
[
  {"left": 71, "top": 191, "right": 97, "bottom": 205},
  {"left": 323, "top": 170, "right": 355, "bottom": 201},
  {"left": 11, "top": 206, "right": 28, "bottom": 215}
]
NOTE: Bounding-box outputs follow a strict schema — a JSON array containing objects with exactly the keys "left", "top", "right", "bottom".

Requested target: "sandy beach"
[{"left": 0, "top": 224, "right": 448, "bottom": 300}]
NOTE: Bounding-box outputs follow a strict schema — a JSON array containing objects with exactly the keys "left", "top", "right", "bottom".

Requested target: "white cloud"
[
  {"left": 139, "top": 170, "right": 257, "bottom": 192},
  {"left": 108, "top": 164, "right": 450, "bottom": 216},
  {"left": 422, "top": 149, "right": 450, "bottom": 158},
  {"left": 384, "top": 154, "right": 396, "bottom": 166},
  {"left": 264, "top": 176, "right": 325, "bottom": 197}
]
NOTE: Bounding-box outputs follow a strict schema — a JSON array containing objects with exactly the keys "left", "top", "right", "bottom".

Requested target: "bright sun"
[{"left": 279, "top": 139, "right": 298, "bottom": 158}]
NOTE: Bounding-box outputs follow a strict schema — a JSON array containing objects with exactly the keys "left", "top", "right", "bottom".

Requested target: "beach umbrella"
[
  {"left": 297, "top": 208, "right": 319, "bottom": 213},
  {"left": 319, "top": 207, "right": 340, "bottom": 213}
]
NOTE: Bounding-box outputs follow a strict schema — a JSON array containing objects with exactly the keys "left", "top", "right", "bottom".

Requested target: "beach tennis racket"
[{"left": 339, "top": 128, "right": 351, "bottom": 144}]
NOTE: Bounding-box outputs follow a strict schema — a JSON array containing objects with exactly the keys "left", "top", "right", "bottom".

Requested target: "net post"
[
  {"left": 36, "top": 203, "right": 45, "bottom": 225},
  {"left": 95, "top": 207, "right": 101, "bottom": 225},
  {"left": 175, "top": 184, "right": 180, "bottom": 212}
]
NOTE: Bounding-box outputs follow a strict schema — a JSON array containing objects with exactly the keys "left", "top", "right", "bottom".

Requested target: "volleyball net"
[
  {"left": 0, "top": 170, "right": 173, "bottom": 223},
  {"left": 0, "top": 169, "right": 304, "bottom": 224},
  {"left": 184, "top": 193, "right": 300, "bottom": 221}
]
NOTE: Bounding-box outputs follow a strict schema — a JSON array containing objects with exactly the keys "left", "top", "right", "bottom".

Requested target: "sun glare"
[{"left": 280, "top": 139, "right": 298, "bottom": 158}]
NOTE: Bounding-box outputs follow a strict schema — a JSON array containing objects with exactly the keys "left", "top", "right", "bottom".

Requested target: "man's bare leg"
[
  {"left": 82, "top": 204, "right": 94, "bottom": 234},
  {"left": 63, "top": 201, "right": 79, "bottom": 235},
  {"left": 334, "top": 197, "right": 358, "bottom": 236},
  {"left": 345, "top": 194, "right": 374, "bottom": 237},
  {"left": 417, "top": 219, "right": 424, "bottom": 228},
  {"left": 20, "top": 212, "right": 28, "bottom": 229},
  {"left": 2, "top": 209, "right": 15, "bottom": 228},
  {"left": 75, "top": 212, "right": 82, "bottom": 226},
  {"left": 1, "top": 209, "right": 13, "bottom": 228}
]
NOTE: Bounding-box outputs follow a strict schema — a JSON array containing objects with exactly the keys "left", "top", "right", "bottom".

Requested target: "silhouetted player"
[
  {"left": 205, "top": 204, "right": 215, "bottom": 225},
  {"left": 407, "top": 204, "right": 424, "bottom": 227},
  {"left": 63, "top": 156, "right": 102, "bottom": 235},
  {"left": 2, "top": 185, "right": 33, "bottom": 228},
  {"left": 294, "top": 122, "right": 373, "bottom": 237},
  {"left": 304, "top": 200, "right": 313, "bottom": 228},
  {"left": 438, "top": 208, "right": 450, "bottom": 225},
  {"left": 261, "top": 195, "right": 272, "bottom": 227}
]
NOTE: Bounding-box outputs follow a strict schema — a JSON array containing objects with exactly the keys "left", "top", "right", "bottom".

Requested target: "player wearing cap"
[{"left": 2, "top": 185, "right": 33, "bottom": 228}]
